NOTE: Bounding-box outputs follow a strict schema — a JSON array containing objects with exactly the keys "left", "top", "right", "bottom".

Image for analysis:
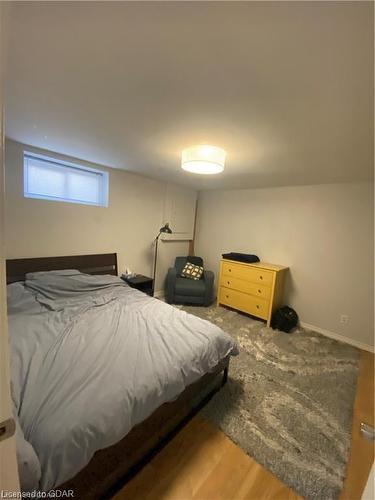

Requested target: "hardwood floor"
[{"left": 113, "top": 350, "right": 374, "bottom": 500}]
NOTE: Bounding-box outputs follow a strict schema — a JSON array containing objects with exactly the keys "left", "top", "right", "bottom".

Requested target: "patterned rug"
[{"left": 180, "top": 305, "right": 360, "bottom": 500}]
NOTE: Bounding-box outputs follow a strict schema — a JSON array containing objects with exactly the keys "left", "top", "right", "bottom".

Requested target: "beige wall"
[
  {"left": 1, "top": 4, "right": 20, "bottom": 489},
  {"left": 4, "top": 139, "right": 374, "bottom": 348},
  {"left": 195, "top": 182, "right": 374, "bottom": 350},
  {"left": 362, "top": 464, "right": 374, "bottom": 500},
  {"left": 4, "top": 139, "right": 193, "bottom": 293}
]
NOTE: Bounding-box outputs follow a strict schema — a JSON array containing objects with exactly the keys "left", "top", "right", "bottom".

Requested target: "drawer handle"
[
  {"left": 226, "top": 295, "right": 229, "bottom": 298},
  {"left": 228, "top": 269, "right": 232, "bottom": 272},
  {"left": 227, "top": 281, "right": 230, "bottom": 285},
  {"left": 260, "top": 276, "right": 263, "bottom": 280},
  {"left": 258, "top": 289, "right": 261, "bottom": 293},
  {"left": 256, "top": 305, "right": 260, "bottom": 309}
]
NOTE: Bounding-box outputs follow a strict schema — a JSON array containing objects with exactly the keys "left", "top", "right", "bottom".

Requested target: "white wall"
[
  {"left": 362, "top": 464, "right": 374, "bottom": 500},
  {"left": 195, "top": 182, "right": 374, "bottom": 350},
  {"left": 4, "top": 139, "right": 195, "bottom": 293}
]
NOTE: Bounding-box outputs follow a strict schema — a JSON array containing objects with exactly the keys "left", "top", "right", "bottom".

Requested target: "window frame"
[{"left": 23, "top": 151, "right": 109, "bottom": 207}]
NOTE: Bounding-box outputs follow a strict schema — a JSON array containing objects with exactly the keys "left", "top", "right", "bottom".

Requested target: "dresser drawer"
[
  {"left": 220, "top": 275, "right": 271, "bottom": 300},
  {"left": 221, "top": 261, "right": 273, "bottom": 286},
  {"left": 219, "top": 286, "right": 269, "bottom": 320}
]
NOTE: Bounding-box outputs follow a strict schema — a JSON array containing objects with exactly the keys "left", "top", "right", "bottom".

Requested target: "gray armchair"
[{"left": 165, "top": 256, "right": 214, "bottom": 306}]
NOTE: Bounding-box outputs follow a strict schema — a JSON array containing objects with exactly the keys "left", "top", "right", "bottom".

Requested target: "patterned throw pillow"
[{"left": 181, "top": 262, "right": 204, "bottom": 280}]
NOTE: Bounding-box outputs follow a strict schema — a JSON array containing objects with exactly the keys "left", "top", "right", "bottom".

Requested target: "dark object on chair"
[
  {"left": 165, "top": 256, "right": 214, "bottom": 306},
  {"left": 222, "top": 252, "right": 260, "bottom": 263},
  {"left": 271, "top": 306, "right": 298, "bottom": 333}
]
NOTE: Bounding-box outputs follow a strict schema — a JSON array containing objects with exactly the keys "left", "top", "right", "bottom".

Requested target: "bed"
[{"left": 6, "top": 253, "right": 238, "bottom": 499}]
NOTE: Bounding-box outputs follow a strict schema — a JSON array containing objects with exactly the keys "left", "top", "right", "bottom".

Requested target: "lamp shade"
[
  {"left": 181, "top": 145, "right": 226, "bottom": 174},
  {"left": 159, "top": 222, "right": 172, "bottom": 234}
]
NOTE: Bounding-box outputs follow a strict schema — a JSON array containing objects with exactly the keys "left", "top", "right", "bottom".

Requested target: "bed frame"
[
  {"left": 6, "top": 253, "right": 229, "bottom": 499},
  {"left": 6, "top": 253, "right": 118, "bottom": 284}
]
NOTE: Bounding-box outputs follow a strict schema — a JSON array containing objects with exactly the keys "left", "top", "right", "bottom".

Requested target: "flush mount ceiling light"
[{"left": 181, "top": 145, "right": 226, "bottom": 174}]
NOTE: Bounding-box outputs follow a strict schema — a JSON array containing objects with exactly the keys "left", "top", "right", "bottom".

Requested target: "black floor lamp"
[{"left": 152, "top": 222, "right": 172, "bottom": 296}]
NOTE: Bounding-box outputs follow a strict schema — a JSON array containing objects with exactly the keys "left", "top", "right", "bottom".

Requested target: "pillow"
[
  {"left": 7, "top": 282, "right": 27, "bottom": 303},
  {"left": 7, "top": 282, "right": 40, "bottom": 316},
  {"left": 25, "top": 269, "right": 80, "bottom": 280},
  {"left": 181, "top": 262, "right": 204, "bottom": 280}
]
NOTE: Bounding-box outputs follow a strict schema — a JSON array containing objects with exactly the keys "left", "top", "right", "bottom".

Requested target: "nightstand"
[{"left": 121, "top": 274, "right": 154, "bottom": 296}]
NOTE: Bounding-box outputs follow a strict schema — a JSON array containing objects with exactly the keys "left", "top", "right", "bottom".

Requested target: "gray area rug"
[{"left": 180, "top": 305, "right": 360, "bottom": 500}]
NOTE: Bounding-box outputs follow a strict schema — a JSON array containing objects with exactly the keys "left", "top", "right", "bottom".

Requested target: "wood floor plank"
[
  {"left": 192, "top": 438, "right": 255, "bottom": 500},
  {"left": 113, "top": 416, "right": 299, "bottom": 500},
  {"left": 145, "top": 425, "right": 230, "bottom": 500},
  {"left": 239, "top": 459, "right": 300, "bottom": 500},
  {"left": 113, "top": 349, "right": 374, "bottom": 500}
]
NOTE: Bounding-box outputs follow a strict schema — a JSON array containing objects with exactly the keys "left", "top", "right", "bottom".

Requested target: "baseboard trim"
[{"left": 300, "top": 322, "right": 374, "bottom": 353}]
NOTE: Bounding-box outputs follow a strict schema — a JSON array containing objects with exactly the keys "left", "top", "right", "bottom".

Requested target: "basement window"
[{"left": 23, "top": 152, "right": 109, "bottom": 207}]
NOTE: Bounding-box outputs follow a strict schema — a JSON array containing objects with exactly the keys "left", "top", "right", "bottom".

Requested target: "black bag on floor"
[{"left": 271, "top": 306, "right": 298, "bottom": 333}]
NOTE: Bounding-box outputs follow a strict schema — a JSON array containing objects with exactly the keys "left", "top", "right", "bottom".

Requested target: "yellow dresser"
[{"left": 217, "top": 259, "right": 288, "bottom": 326}]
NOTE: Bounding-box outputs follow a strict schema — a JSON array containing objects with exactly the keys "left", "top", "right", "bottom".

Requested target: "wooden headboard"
[{"left": 6, "top": 253, "right": 118, "bottom": 284}]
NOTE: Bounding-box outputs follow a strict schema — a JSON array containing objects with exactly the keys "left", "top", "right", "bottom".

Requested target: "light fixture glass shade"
[{"left": 181, "top": 145, "right": 226, "bottom": 174}]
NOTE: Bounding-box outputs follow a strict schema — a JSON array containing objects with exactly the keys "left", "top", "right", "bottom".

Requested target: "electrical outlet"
[{"left": 340, "top": 314, "right": 349, "bottom": 325}]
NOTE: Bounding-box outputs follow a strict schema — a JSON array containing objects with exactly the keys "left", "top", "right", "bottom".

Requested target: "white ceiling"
[{"left": 5, "top": 1, "right": 374, "bottom": 190}]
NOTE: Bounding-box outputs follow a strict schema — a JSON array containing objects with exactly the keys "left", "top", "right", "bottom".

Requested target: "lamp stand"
[
  {"left": 151, "top": 222, "right": 172, "bottom": 297},
  {"left": 152, "top": 233, "right": 161, "bottom": 296}
]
